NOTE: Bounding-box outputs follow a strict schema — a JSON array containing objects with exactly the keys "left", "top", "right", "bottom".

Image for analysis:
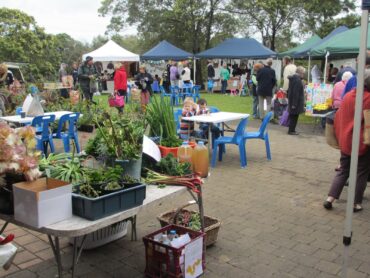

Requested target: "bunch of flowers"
[{"left": 0, "top": 122, "right": 42, "bottom": 181}]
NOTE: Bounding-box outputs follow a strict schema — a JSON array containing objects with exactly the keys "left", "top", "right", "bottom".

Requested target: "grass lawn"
[{"left": 95, "top": 92, "right": 314, "bottom": 124}]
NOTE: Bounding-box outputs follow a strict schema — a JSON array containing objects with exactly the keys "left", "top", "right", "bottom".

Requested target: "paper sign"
[
  {"left": 184, "top": 237, "right": 203, "bottom": 278},
  {"left": 143, "top": 135, "right": 161, "bottom": 162}
]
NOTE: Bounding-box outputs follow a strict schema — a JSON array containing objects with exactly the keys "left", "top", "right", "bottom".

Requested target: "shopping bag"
[
  {"left": 108, "top": 94, "right": 124, "bottom": 107},
  {"left": 325, "top": 115, "right": 339, "bottom": 149},
  {"left": 26, "top": 95, "right": 44, "bottom": 117},
  {"left": 22, "top": 94, "right": 33, "bottom": 114},
  {"left": 364, "top": 109, "right": 370, "bottom": 145},
  {"left": 279, "top": 108, "right": 290, "bottom": 127},
  {"left": 69, "top": 90, "right": 80, "bottom": 105}
]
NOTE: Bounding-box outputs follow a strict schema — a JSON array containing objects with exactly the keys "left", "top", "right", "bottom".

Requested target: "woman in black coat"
[{"left": 287, "top": 66, "right": 306, "bottom": 135}]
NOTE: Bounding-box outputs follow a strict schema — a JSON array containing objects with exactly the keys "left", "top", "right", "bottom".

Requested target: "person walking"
[
  {"left": 170, "top": 62, "right": 179, "bottom": 87},
  {"left": 282, "top": 56, "right": 297, "bottom": 92},
  {"left": 220, "top": 63, "right": 230, "bottom": 95},
  {"left": 323, "top": 70, "right": 370, "bottom": 212},
  {"left": 251, "top": 63, "right": 263, "bottom": 118},
  {"left": 59, "top": 63, "right": 69, "bottom": 98},
  {"left": 256, "top": 58, "right": 276, "bottom": 119},
  {"left": 72, "top": 62, "right": 79, "bottom": 89},
  {"left": 207, "top": 60, "right": 215, "bottom": 93},
  {"left": 113, "top": 62, "right": 127, "bottom": 114},
  {"left": 78, "top": 56, "right": 98, "bottom": 103},
  {"left": 286, "top": 66, "right": 305, "bottom": 135},
  {"left": 181, "top": 61, "right": 191, "bottom": 85},
  {"left": 135, "top": 65, "right": 153, "bottom": 112}
]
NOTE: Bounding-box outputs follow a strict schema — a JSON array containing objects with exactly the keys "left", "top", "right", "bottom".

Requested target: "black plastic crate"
[{"left": 72, "top": 184, "right": 146, "bottom": 220}]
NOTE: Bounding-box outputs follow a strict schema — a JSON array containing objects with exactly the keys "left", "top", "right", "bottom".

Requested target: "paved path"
[{"left": 1, "top": 120, "right": 370, "bottom": 278}]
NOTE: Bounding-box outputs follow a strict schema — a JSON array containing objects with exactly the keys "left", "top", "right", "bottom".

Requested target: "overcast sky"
[{"left": 0, "top": 0, "right": 136, "bottom": 43}]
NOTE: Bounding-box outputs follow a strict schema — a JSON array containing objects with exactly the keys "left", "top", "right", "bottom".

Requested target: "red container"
[
  {"left": 143, "top": 224, "right": 206, "bottom": 278},
  {"left": 158, "top": 142, "right": 197, "bottom": 158}
]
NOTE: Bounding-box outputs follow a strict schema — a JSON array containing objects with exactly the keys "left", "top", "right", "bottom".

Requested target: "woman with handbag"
[
  {"left": 113, "top": 62, "right": 127, "bottom": 114},
  {"left": 323, "top": 70, "right": 370, "bottom": 212}
]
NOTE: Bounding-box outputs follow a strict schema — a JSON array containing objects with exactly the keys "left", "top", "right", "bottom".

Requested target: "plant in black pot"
[
  {"left": 0, "top": 123, "right": 42, "bottom": 214},
  {"left": 94, "top": 112, "right": 145, "bottom": 180}
]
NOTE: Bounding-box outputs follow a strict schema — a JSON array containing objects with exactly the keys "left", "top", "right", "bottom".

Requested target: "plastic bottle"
[
  {"left": 192, "top": 141, "right": 209, "bottom": 178},
  {"left": 168, "top": 230, "right": 178, "bottom": 241},
  {"left": 178, "top": 141, "right": 193, "bottom": 164}
]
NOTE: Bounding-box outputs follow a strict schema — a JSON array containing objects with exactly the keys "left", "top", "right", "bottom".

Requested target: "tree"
[
  {"left": 99, "top": 0, "right": 239, "bottom": 83},
  {"left": 227, "top": 0, "right": 358, "bottom": 52},
  {"left": 0, "top": 8, "right": 61, "bottom": 81},
  {"left": 54, "top": 33, "right": 90, "bottom": 67}
]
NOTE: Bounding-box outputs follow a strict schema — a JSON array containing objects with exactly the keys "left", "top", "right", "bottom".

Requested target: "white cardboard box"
[{"left": 13, "top": 178, "right": 72, "bottom": 228}]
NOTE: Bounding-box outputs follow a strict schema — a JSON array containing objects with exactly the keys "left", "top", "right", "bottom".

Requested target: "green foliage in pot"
[
  {"left": 146, "top": 97, "right": 182, "bottom": 148},
  {"left": 95, "top": 112, "right": 145, "bottom": 161},
  {"left": 156, "top": 153, "right": 192, "bottom": 176}
]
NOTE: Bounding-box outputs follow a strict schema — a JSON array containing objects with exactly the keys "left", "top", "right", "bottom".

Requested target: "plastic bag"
[
  {"left": 26, "top": 95, "right": 44, "bottom": 117},
  {"left": 279, "top": 108, "right": 290, "bottom": 127},
  {"left": 108, "top": 94, "right": 124, "bottom": 107},
  {"left": 22, "top": 94, "right": 33, "bottom": 114}
]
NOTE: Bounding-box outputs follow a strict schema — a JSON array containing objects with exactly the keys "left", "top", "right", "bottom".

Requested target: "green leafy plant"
[
  {"left": 146, "top": 97, "right": 182, "bottom": 147},
  {"left": 95, "top": 112, "right": 144, "bottom": 160},
  {"left": 156, "top": 153, "right": 192, "bottom": 176}
]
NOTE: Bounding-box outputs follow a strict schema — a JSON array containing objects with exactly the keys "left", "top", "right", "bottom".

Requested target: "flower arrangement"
[{"left": 0, "top": 122, "right": 42, "bottom": 181}]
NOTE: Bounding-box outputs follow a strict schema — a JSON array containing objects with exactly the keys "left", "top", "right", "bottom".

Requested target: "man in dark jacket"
[
  {"left": 256, "top": 58, "right": 276, "bottom": 119},
  {"left": 287, "top": 66, "right": 306, "bottom": 135},
  {"left": 78, "top": 56, "right": 98, "bottom": 102}
]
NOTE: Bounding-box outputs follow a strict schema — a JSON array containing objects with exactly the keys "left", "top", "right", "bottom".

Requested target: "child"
[
  {"left": 179, "top": 98, "right": 197, "bottom": 140},
  {"left": 197, "top": 99, "right": 221, "bottom": 141}
]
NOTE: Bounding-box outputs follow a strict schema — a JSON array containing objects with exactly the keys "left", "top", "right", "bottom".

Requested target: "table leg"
[
  {"left": 47, "top": 235, "right": 63, "bottom": 278},
  {"left": 0, "top": 221, "right": 9, "bottom": 234},
  {"left": 71, "top": 235, "right": 87, "bottom": 278},
  {"left": 128, "top": 216, "right": 137, "bottom": 241},
  {"left": 207, "top": 124, "right": 211, "bottom": 158}
]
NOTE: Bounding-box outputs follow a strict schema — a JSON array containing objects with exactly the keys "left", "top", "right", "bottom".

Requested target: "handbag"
[
  {"left": 364, "top": 109, "right": 370, "bottom": 145},
  {"left": 325, "top": 111, "right": 339, "bottom": 149},
  {"left": 108, "top": 94, "right": 124, "bottom": 107},
  {"left": 279, "top": 108, "right": 290, "bottom": 127}
]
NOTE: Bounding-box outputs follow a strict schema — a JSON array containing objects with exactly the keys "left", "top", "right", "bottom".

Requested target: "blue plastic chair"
[
  {"left": 170, "top": 86, "right": 181, "bottom": 106},
  {"left": 182, "top": 83, "right": 193, "bottom": 100},
  {"left": 174, "top": 109, "right": 183, "bottom": 134},
  {"left": 211, "top": 117, "right": 249, "bottom": 168},
  {"left": 151, "top": 81, "right": 160, "bottom": 94},
  {"left": 53, "top": 113, "right": 81, "bottom": 153},
  {"left": 243, "top": 111, "right": 272, "bottom": 161},
  {"left": 31, "top": 115, "right": 56, "bottom": 156},
  {"left": 192, "top": 85, "right": 201, "bottom": 102},
  {"left": 160, "top": 85, "right": 173, "bottom": 102}
]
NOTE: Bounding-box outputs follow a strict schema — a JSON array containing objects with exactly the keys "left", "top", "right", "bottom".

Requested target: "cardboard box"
[{"left": 13, "top": 178, "right": 72, "bottom": 228}]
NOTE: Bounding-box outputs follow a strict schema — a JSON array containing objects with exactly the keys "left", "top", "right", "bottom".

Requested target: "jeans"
[
  {"left": 221, "top": 80, "right": 227, "bottom": 94},
  {"left": 288, "top": 114, "right": 299, "bottom": 133},
  {"left": 170, "top": 80, "right": 179, "bottom": 87},
  {"left": 258, "top": 96, "right": 272, "bottom": 119},
  {"left": 252, "top": 95, "right": 259, "bottom": 118},
  {"left": 328, "top": 151, "right": 370, "bottom": 204}
]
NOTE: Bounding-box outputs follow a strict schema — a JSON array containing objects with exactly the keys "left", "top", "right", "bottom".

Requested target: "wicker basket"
[{"left": 157, "top": 208, "right": 221, "bottom": 247}]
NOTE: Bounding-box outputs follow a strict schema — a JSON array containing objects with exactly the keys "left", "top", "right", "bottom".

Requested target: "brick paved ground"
[{"left": 1, "top": 119, "right": 370, "bottom": 278}]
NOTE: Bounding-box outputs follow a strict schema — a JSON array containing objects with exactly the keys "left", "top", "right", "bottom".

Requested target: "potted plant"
[
  {"left": 146, "top": 97, "right": 182, "bottom": 157},
  {"left": 0, "top": 123, "right": 42, "bottom": 214},
  {"left": 94, "top": 112, "right": 145, "bottom": 180}
]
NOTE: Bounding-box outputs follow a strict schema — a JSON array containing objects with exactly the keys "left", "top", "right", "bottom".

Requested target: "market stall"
[{"left": 82, "top": 40, "right": 140, "bottom": 93}]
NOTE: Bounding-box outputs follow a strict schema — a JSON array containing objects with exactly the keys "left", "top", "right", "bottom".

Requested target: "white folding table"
[
  {"left": 0, "top": 111, "right": 77, "bottom": 125},
  {"left": 182, "top": 112, "right": 250, "bottom": 154},
  {"left": 0, "top": 184, "right": 203, "bottom": 277}
]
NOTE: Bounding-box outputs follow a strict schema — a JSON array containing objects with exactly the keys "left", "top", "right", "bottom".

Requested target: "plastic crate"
[
  {"left": 143, "top": 224, "right": 206, "bottom": 278},
  {"left": 72, "top": 184, "right": 146, "bottom": 220}
]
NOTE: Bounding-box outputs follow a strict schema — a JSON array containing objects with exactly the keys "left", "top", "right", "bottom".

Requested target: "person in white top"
[
  {"left": 181, "top": 61, "right": 191, "bottom": 85},
  {"left": 282, "top": 56, "right": 297, "bottom": 92}
]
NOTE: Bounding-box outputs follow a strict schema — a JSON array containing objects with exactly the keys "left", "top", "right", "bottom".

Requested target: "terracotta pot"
[
  {"left": 158, "top": 141, "right": 196, "bottom": 158},
  {"left": 158, "top": 145, "right": 179, "bottom": 158}
]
